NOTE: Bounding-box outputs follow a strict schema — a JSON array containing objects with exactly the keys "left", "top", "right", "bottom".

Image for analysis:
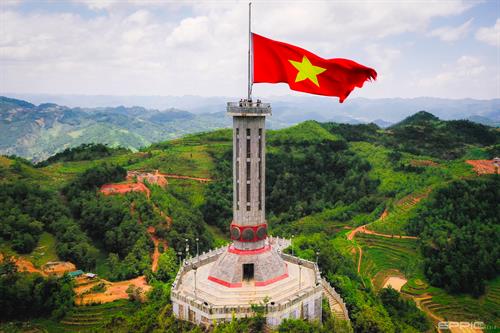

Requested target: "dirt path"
[
  {"left": 354, "top": 225, "right": 418, "bottom": 240},
  {"left": 147, "top": 226, "right": 168, "bottom": 272},
  {"left": 156, "top": 172, "right": 212, "bottom": 183}
]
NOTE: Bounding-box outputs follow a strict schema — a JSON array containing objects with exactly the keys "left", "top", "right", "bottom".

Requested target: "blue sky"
[{"left": 0, "top": 0, "right": 498, "bottom": 100}]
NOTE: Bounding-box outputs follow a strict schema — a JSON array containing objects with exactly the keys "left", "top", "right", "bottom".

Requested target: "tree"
[{"left": 156, "top": 249, "right": 178, "bottom": 282}]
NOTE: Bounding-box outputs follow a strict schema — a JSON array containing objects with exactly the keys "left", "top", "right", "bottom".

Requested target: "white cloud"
[
  {"left": 475, "top": 18, "right": 500, "bottom": 46},
  {"left": 418, "top": 55, "right": 486, "bottom": 87},
  {"left": 415, "top": 55, "right": 498, "bottom": 99},
  {"left": 364, "top": 44, "right": 401, "bottom": 81},
  {"left": 429, "top": 18, "right": 473, "bottom": 41},
  {"left": 0, "top": 0, "right": 492, "bottom": 98}
]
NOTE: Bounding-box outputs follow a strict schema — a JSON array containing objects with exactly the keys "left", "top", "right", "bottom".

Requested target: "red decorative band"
[
  {"left": 207, "top": 276, "right": 242, "bottom": 288},
  {"left": 227, "top": 244, "right": 271, "bottom": 255},
  {"left": 230, "top": 222, "right": 267, "bottom": 242},
  {"left": 255, "top": 271, "right": 289, "bottom": 286},
  {"left": 207, "top": 263, "right": 288, "bottom": 288}
]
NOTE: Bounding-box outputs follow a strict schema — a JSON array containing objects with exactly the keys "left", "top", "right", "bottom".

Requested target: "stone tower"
[
  {"left": 207, "top": 100, "right": 287, "bottom": 287},
  {"left": 171, "top": 100, "right": 339, "bottom": 326}
]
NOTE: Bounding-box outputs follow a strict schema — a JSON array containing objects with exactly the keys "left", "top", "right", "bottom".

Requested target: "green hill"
[{"left": 1, "top": 113, "right": 499, "bottom": 332}]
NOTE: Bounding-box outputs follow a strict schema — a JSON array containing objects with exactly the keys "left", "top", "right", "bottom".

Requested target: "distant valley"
[{"left": 1, "top": 95, "right": 499, "bottom": 162}]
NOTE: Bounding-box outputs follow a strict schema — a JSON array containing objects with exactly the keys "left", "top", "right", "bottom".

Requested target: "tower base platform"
[{"left": 171, "top": 241, "right": 323, "bottom": 327}]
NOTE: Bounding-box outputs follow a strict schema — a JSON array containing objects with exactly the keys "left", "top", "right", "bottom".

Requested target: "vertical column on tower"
[{"left": 228, "top": 101, "right": 270, "bottom": 251}]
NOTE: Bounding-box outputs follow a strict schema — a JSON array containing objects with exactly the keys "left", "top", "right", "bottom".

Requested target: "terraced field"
[
  {"left": 53, "top": 300, "right": 136, "bottom": 332},
  {"left": 356, "top": 233, "right": 422, "bottom": 287},
  {"left": 368, "top": 188, "right": 431, "bottom": 235},
  {"left": 418, "top": 279, "right": 500, "bottom": 327}
]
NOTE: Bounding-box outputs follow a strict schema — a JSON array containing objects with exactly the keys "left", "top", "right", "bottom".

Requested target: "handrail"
[
  {"left": 227, "top": 101, "right": 271, "bottom": 108},
  {"left": 321, "top": 278, "right": 350, "bottom": 321}
]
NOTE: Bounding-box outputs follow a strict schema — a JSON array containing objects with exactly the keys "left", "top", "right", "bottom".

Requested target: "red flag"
[{"left": 252, "top": 33, "right": 377, "bottom": 103}]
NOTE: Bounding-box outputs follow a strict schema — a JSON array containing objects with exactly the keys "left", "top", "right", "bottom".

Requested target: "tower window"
[
  {"left": 246, "top": 183, "right": 251, "bottom": 210},
  {"left": 236, "top": 182, "right": 239, "bottom": 210},
  {"left": 258, "top": 128, "right": 262, "bottom": 158},
  {"left": 259, "top": 182, "right": 262, "bottom": 210},
  {"left": 246, "top": 131, "right": 251, "bottom": 158},
  {"left": 246, "top": 161, "right": 250, "bottom": 181},
  {"left": 236, "top": 128, "right": 240, "bottom": 158}
]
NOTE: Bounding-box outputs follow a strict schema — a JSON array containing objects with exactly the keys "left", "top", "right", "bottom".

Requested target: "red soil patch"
[
  {"left": 147, "top": 226, "right": 168, "bottom": 272},
  {"left": 0, "top": 254, "right": 46, "bottom": 275},
  {"left": 100, "top": 182, "right": 151, "bottom": 198},
  {"left": 410, "top": 160, "right": 439, "bottom": 167},
  {"left": 466, "top": 160, "right": 500, "bottom": 175},
  {"left": 1, "top": 254, "right": 75, "bottom": 277},
  {"left": 75, "top": 276, "right": 150, "bottom": 305}
]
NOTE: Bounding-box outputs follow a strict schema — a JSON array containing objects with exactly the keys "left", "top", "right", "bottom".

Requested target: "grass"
[
  {"left": 350, "top": 142, "right": 474, "bottom": 196},
  {"left": 291, "top": 205, "right": 356, "bottom": 235},
  {"left": 0, "top": 232, "right": 58, "bottom": 268},
  {"left": 125, "top": 146, "right": 213, "bottom": 178},
  {"left": 352, "top": 141, "right": 476, "bottom": 234},
  {"left": 268, "top": 120, "right": 342, "bottom": 144},
  {"left": 28, "top": 232, "right": 59, "bottom": 267},
  {"left": 166, "top": 178, "right": 207, "bottom": 209}
]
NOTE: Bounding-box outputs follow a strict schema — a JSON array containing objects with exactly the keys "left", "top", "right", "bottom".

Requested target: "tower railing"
[{"left": 227, "top": 101, "right": 272, "bottom": 115}]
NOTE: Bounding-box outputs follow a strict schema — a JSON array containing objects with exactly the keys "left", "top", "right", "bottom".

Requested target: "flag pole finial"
[{"left": 248, "top": 2, "right": 252, "bottom": 101}]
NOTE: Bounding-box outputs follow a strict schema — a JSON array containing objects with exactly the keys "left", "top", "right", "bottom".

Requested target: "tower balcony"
[{"left": 227, "top": 100, "right": 272, "bottom": 117}]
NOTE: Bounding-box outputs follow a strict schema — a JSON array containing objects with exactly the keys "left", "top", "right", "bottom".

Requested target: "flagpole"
[{"left": 248, "top": 2, "right": 252, "bottom": 101}]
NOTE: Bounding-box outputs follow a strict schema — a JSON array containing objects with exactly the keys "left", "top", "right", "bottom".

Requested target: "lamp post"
[
  {"left": 196, "top": 237, "right": 199, "bottom": 258},
  {"left": 316, "top": 251, "right": 320, "bottom": 266},
  {"left": 177, "top": 251, "right": 183, "bottom": 265},
  {"left": 298, "top": 260, "right": 302, "bottom": 290},
  {"left": 193, "top": 264, "right": 197, "bottom": 297},
  {"left": 185, "top": 239, "right": 190, "bottom": 259},
  {"left": 291, "top": 234, "right": 295, "bottom": 257}
]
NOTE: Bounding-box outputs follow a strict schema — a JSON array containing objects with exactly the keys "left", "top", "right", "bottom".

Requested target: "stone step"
[{"left": 323, "top": 286, "right": 348, "bottom": 321}]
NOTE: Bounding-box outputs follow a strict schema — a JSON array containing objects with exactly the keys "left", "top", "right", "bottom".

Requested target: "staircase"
[{"left": 321, "top": 278, "right": 350, "bottom": 321}]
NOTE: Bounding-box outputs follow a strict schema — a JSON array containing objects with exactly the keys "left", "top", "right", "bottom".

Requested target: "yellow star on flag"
[{"left": 289, "top": 56, "right": 327, "bottom": 87}]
